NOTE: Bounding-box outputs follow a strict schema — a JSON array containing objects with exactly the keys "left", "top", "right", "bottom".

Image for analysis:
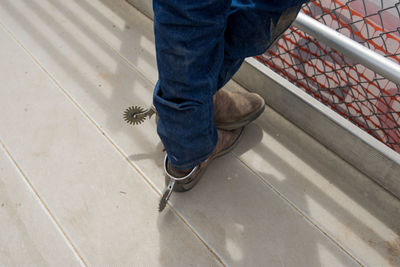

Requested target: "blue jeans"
[{"left": 153, "top": 0, "right": 308, "bottom": 170}]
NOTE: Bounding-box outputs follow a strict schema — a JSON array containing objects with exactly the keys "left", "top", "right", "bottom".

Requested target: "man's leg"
[
  {"left": 212, "top": 0, "right": 307, "bottom": 131},
  {"left": 217, "top": 0, "right": 307, "bottom": 87},
  {"left": 153, "top": 0, "right": 232, "bottom": 170}
]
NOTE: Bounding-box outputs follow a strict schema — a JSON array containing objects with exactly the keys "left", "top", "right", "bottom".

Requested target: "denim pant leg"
[
  {"left": 217, "top": 56, "right": 245, "bottom": 90},
  {"left": 225, "top": 0, "right": 308, "bottom": 58},
  {"left": 216, "top": 0, "right": 307, "bottom": 89},
  {"left": 153, "top": 0, "right": 231, "bottom": 170}
]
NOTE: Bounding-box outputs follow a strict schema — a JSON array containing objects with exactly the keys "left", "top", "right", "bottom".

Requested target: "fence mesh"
[{"left": 257, "top": 0, "right": 400, "bottom": 153}]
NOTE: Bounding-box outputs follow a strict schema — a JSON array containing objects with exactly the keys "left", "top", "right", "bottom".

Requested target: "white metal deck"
[{"left": 0, "top": 0, "right": 399, "bottom": 266}]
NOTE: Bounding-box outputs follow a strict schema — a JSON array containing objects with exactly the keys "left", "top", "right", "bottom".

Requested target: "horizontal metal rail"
[{"left": 293, "top": 12, "right": 400, "bottom": 85}]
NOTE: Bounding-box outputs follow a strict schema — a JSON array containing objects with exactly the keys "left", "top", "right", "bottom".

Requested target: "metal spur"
[{"left": 123, "top": 105, "right": 157, "bottom": 125}]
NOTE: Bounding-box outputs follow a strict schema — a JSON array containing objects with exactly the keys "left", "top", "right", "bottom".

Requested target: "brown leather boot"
[
  {"left": 165, "top": 128, "right": 243, "bottom": 192},
  {"left": 154, "top": 88, "right": 264, "bottom": 129},
  {"left": 214, "top": 88, "right": 265, "bottom": 130}
]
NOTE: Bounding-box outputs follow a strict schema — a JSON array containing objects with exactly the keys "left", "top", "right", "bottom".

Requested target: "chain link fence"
[{"left": 257, "top": 0, "right": 400, "bottom": 153}]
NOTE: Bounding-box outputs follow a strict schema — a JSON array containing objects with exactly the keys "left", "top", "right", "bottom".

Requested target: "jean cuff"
[{"left": 167, "top": 131, "right": 218, "bottom": 170}]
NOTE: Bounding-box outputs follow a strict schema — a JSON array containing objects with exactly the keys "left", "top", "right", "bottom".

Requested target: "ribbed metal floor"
[{"left": 0, "top": 0, "right": 399, "bottom": 266}]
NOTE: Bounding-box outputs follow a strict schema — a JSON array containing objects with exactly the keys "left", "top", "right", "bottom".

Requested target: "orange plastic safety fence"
[{"left": 258, "top": 0, "right": 400, "bottom": 153}]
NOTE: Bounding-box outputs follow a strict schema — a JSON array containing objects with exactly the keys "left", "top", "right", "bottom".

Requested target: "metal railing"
[
  {"left": 257, "top": 0, "right": 400, "bottom": 153},
  {"left": 293, "top": 13, "right": 400, "bottom": 85}
]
